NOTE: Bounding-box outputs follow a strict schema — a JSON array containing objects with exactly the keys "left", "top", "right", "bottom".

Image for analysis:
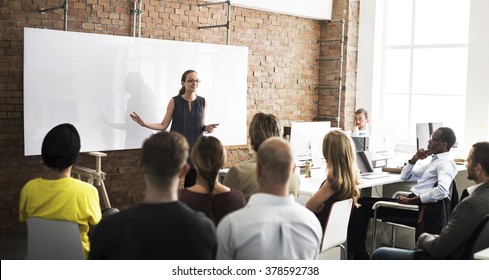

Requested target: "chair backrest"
[
  {"left": 460, "top": 214, "right": 489, "bottom": 259},
  {"left": 418, "top": 180, "right": 457, "bottom": 237},
  {"left": 320, "top": 198, "right": 353, "bottom": 253},
  {"left": 27, "top": 217, "right": 84, "bottom": 260}
]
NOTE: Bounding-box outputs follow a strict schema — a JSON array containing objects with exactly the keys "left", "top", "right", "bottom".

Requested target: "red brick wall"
[{"left": 0, "top": 0, "right": 357, "bottom": 235}]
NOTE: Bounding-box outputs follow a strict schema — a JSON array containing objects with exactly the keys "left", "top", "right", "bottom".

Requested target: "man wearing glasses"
[
  {"left": 347, "top": 127, "right": 458, "bottom": 259},
  {"left": 398, "top": 127, "right": 458, "bottom": 205}
]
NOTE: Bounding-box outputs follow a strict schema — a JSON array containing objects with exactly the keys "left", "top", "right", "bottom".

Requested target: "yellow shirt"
[{"left": 19, "top": 177, "right": 102, "bottom": 259}]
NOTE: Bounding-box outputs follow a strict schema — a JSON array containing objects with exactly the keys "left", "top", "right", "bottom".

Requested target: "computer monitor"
[
  {"left": 352, "top": 137, "right": 369, "bottom": 152},
  {"left": 356, "top": 151, "right": 375, "bottom": 173},
  {"left": 289, "top": 121, "right": 331, "bottom": 163},
  {"left": 283, "top": 126, "right": 291, "bottom": 140},
  {"left": 416, "top": 122, "right": 443, "bottom": 150}
]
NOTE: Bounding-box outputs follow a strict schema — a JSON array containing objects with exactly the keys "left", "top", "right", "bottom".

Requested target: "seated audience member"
[
  {"left": 19, "top": 123, "right": 102, "bottom": 259},
  {"left": 179, "top": 136, "right": 246, "bottom": 225},
  {"left": 223, "top": 112, "right": 299, "bottom": 201},
  {"left": 348, "top": 127, "right": 458, "bottom": 259},
  {"left": 371, "top": 141, "right": 489, "bottom": 259},
  {"left": 350, "top": 108, "right": 369, "bottom": 137},
  {"left": 217, "top": 137, "right": 322, "bottom": 260},
  {"left": 306, "top": 130, "right": 360, "bottom": 233},
  {"left": 89, "top": 132, "right": 216, "bottom": 260}
]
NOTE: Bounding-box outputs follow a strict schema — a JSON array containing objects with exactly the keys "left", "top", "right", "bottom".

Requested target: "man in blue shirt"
[
  {"left": 371, "top": 141, "right": 489, "bottom": 259},
  {"left": 347, "top": 127, "right": 458, "bottom": 259}
]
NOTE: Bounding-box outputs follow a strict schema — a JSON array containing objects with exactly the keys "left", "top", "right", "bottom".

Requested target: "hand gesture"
[
  {"left": 203, "top": 123, "right": 219, "bottom": 134},
  {"left": 130, "top": 112, "right": 145, "bottom": 127},
  {"left": 409, "top": 148, "right": 429, "bottom": 164}
]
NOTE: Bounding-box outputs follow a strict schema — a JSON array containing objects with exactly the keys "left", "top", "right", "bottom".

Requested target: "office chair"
[
  {"left": 27, "top": 217, "right": 84, "bottom": 260},
  {"left": 317, "top": 198, "right": 353, "bottom": 260},
  {"left": 413, "top": 214, "right": 489, "bottom": 259},
  {"left": 460, "top": 214, "right": 489, "bottom": 259},
  {"left": 371, "top": 180, "right": 458, "bottom": 250}
]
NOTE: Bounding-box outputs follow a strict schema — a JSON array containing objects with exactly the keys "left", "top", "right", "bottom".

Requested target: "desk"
[
  {"left": 298, "top": 168, "right": 402, "bottom": 196},
  {"left": 474, "top": 247, "right": 489, "bottom": 260},
  {"left": 296, "top": 168, "right": 403, "bottom": 206}
]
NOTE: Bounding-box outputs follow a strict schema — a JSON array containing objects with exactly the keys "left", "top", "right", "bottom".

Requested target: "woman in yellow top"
[{"left": 19, "top": 123, "right": 101, "bottom": 259}]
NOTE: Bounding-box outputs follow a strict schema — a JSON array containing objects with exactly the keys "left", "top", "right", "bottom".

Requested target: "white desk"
[
  {"left": 474, "top": 247, "right": 489, "bottom": 260},
  {"left": 298, "top": 168, "right": 402, "bottom": 197}
]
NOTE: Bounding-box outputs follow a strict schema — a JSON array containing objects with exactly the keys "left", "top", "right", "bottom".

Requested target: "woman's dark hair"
[
  {"left": 191, "top": 136, "right": 225, "bottom": 223},
  {"left": 179, "top": 70, "right": 197, "bottom": 95}
]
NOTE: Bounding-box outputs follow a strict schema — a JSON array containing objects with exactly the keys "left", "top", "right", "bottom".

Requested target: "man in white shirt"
[
  {"left": 371, "top": 141, "right": 489, "bottom": 259},
  {"left": 348, "top": 127, "right": 458, "bottom": 259},
  {"left": 350, "top": 108, "right": 369, "bottom": 137},
  {"left": 216, "top": 137, "right": 322, "bottom": 260}
]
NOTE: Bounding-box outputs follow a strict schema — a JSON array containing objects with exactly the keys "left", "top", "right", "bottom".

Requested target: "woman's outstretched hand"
[
  {"left": 130, "top": 112, "right": 145, "bottom": 127},
  {"left": 204, "top": 123, "right": 219, "bottom": 133}
]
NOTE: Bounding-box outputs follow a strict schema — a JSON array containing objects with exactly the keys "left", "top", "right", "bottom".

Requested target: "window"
[{"left": 380, "top": 0, "right": 470, "bottom": 145}]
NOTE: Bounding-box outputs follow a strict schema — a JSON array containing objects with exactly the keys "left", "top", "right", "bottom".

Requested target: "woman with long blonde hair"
[{"left": 306, "top": 130, "right": 360, "bottom": 232}]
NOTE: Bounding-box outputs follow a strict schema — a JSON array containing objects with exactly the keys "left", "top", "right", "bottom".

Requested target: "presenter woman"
[{"left": 130, "top": 70, "right": 218, "bottom": 187}]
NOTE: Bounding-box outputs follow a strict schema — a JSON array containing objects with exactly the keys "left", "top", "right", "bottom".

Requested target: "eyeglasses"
[
  {"left": 186, "top": 79, "right": 201, "bottom": 84},
  {"left": 430, "top": 136, "right": 442, "bottom": 142}
]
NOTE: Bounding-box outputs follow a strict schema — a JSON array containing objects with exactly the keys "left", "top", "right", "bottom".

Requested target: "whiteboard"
[
  {"left": 205, "top": 0, "right": 332, "bottom": 20},
  {"left": 23, "top": 28, "right": 248, "bottom": 156}
]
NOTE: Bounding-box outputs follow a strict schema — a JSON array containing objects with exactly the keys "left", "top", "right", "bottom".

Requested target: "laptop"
[{"left": 356, "top": 151, "right": 389, "bottom": 179}]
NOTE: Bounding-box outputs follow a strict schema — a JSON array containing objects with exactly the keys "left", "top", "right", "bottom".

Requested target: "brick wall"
[{"left": 0, "top": 0, "right": 357, "bottom": 235}]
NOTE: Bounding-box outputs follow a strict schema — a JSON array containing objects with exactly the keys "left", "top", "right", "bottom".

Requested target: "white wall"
[
  {"left": 356, "top": 0, "right": 489, "bottom": 155},
  {"left": 205, "top": 0, "right": 332, "bottom": 20},
  {"left": 464, "top": 0, "right": 489, "bottom": 153},
  {"left": 355, "top": 0, "right": 385, "bottom": 151}
]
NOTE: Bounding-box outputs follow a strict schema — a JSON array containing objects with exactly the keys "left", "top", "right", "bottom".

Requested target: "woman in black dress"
[{"left": 131, "top": 70, "right": 218, "bottom": 187}]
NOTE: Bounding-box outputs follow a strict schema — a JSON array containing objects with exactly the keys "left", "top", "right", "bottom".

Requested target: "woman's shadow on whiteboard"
[{"left": 100, "top": 72, "right": 158, "bottom": 150}]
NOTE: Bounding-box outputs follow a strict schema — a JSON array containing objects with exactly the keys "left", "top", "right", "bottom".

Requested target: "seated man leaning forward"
[
  {"left": 347, "top": 127, "right": 458, "bottom": 259},
  {"left": 89, "top": 131, "right": 216, "bottom": 260},
  {"left": 223, "top": 112, "right": 299, "bottom": 201},
  {"left": 371, "top": 141, "right": 489, "bottom": 259},
  {"left": 216, "top": 137, "right": 322, "bottom": 260}
]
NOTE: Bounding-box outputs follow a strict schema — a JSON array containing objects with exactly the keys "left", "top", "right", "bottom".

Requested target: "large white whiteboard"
[
  {"left": 24, "top": 28, "right": 248, "bottom": 156},
  {"left": 205, "top": 0, "right": 332, "bottom": 20}
]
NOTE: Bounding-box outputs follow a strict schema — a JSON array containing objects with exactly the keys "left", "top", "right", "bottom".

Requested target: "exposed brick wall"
[
  {"left": 0, "top": 0, "right": 357, "bottom": 235},
  {"left": 318, "top": 0, "right": 359, "bottom": 129}
]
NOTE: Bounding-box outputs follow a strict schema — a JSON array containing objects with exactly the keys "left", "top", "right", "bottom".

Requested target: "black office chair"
[
  {"left": 413, "top": 214, "right": 489, "bottom": 259},
  {"left": 459, "top": 214, "right": 489, "bottom": 259},
  {"left": 372, "top": 180, "right": 458, "bottom": 250}
]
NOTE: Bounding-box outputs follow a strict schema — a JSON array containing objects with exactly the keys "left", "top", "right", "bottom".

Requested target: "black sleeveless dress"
[
  {"left": 170, "top": 95, "right": 205, "bottom": 168},
  {"left": 314, "top": 180, "right": 341, "bottom": 233}
]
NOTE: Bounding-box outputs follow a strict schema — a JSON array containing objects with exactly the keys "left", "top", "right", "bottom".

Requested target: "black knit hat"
[{"left": 41, "top": 123, "right": 81, "bottom": 169}]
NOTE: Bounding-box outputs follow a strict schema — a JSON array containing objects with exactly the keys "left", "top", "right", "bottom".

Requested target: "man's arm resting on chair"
[{"left": 398, "top": 195, "right": 422, "bottom": 205}]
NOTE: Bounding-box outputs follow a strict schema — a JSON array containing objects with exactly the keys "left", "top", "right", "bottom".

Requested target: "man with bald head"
[{"left": 216, "top": 137, "right": 322, "bottom": 260}]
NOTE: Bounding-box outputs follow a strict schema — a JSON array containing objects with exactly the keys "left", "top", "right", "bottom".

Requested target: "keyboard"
[{"left": 360, "top": 172, "right": 390, "bottom": 179}]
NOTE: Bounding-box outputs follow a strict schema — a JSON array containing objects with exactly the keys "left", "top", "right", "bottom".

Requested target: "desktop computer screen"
[
  {"left": 416, "top": 122, "right": 443, "bottom": 150},
  {"left": 289, "top": 121, "right": 331, "bottom": 163},
  {"left": 356, "top": 151, "right": 375, "bottom": 174},
  {"left": 352, "top": 137, "right": 369, "bottom": 152}
]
